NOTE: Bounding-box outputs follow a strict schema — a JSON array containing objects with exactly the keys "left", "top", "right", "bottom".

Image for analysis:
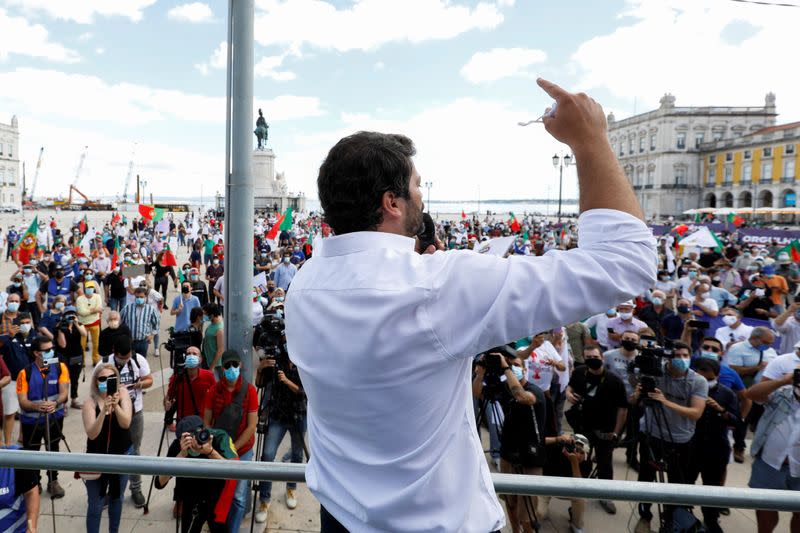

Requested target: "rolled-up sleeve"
[{"left": 427, "top": 209, "right": 657, "bottom": 358}]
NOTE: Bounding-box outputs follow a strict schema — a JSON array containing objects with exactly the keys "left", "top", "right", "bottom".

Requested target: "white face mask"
[
  {"left": 618, "top": 311, "right": 633, "bottom": 320},
  {"left": 722, "top": 315, "right": 738, "bottom": 327}
]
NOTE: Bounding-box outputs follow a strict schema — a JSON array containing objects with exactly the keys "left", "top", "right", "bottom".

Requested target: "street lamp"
[
  {"left": 424, "top": 181, "right": 433, "bottom": 212},
  {"left": 552, "top": 153, "right": 573, "bottom": 223}
]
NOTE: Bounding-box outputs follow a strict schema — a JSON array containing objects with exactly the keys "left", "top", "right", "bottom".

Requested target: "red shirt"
[
  {"left": 212, "top": 244, "right": 224, "bottom": 260},
  {"left": 167, "top": 368, "right": 216, "bottom": 421},
  {"left": 203, "top": 378, "right": 258, "bottom": 455}
]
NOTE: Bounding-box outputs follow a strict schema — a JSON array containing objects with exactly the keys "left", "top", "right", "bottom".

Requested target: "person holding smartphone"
[{"left": 82, "top": 364, "right": 132, "bottom": 533}]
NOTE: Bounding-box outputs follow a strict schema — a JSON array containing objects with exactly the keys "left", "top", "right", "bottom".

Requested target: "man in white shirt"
[
  {"left": 584, "top": 309, "right": 616, "bottom": 350},
  {"left": 676, "top": 267, "right": 699, "bottom": 300},
  {"left": 285, "top": 79, "right": 657, "bottom": 532},
  {"left": 774, "top": 299, "right": 800, "bottom": 354},
  {"left": 691, "top": 283, "right": 719, "bottom": 318},
  {"left": 715, "top": 307, "right": 754, "bottom": 350}
]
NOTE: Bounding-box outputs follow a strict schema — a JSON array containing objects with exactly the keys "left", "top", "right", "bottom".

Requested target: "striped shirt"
[{"left": 120, "top": 302, "right": 160, "bottom": 341}]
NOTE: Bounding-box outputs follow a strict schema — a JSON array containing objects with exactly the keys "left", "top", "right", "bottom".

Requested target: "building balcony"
[
  {"left": 661, "top": 183, "right": 689, "bottom": 189},
  {"left": 760, "top": 177, "right": 772, "bottom": 184},
  {"left": 644, "top": 184, "right": 654, "bottom": 189},
  {"left": 782, "top": 176, "right": 796, "bottom": 183},
  {"left": 632, "top": 185, "right": 643, "bottom": 190},
  {"left": 705, "top": 182, "right": 715, "bottom": 188}
]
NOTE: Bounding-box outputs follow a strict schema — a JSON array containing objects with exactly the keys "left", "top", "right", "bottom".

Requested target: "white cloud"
[
  {"left": 255, "top": 54, "right": 296, "bottom": 81},
  {"left": 572, "top": 0, "right": 800, "bottom": 119},
  {"left": 95, "top": 47, "right": 105, "bottom": 55},
  {"left": 0, "top": 68, "right": 324, "bottom": 126},
  {"left": 0, "top": 8, "right": 80, "bottom": 63},
  {"left": 5, "top": 0, "right": 157, "bottom": 24},
  {"left": 195, "top": 40, "right": 227, "bottom": 76},
  {"left": 167, "top": 2, "right": 214, "bottom": 23},
  {"left": 374, "top": 61, "right": 385, "bottom": 71},
  {"left": 254, "top": 0, "right": 507, "bottom": 52},
  {"left": 77, "top": 32, "right": 93, "bottom": 42},
  {"left": 461, "top": 47, "right": 546, "bottom": 84}
]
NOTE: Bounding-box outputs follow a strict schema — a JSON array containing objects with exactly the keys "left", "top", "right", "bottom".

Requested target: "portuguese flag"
[
  {"left": 508, "top": 212, "right": 521, "bottom": 233},
  {"left": 110, "top": 237, "right": 121, "bottom": 270},
  {"left": 266, "top": 213, "right": 285, "bottom": 241},
  {"left": 778, "top": 240, "right": 800, "bottom": 263},
  {"left": 138, "top": 204, "right": 165, "bottom": 222},
  {"left": 727, "top": 213, "right": 745, "bottom": 227},
  {"left": 279, "top": 207, "right": 293, "bottom": 231},
  {"left": 79, "top": 214, "right": 88, "bottom": 234},
  {"left": 15, "top": 216, "right": 38, "bottom": 265},
  {"left": 461, "top": 209, "right": 467, "bottom": 220}
]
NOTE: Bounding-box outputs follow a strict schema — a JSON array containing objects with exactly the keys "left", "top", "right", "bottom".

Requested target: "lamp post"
[
  {"left": 552, "top": 153, "right": 573, "bottom": 223},
  {"left": 424, "top": 181, "right": 433, "bottom": 212}
]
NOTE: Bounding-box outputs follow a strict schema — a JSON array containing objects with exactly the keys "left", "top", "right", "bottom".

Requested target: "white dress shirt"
[{"left": 285, "top": 209, "right": 656, "bottom": 533}]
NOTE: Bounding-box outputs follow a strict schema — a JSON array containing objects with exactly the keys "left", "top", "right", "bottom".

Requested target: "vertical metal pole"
[
  {"left": 224, "top": 0, "right": 255, "bottom": 381},
  {"left": 557, "top": 162, "right": 563, "bottom": 224}
]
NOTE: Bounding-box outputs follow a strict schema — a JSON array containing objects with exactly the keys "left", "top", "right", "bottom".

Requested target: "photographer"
[
  {"left": 164, "top": 346, "right": 215, "bottom": 422},
  {"left": 631, "top": 340, "right": 708, "bottom": 533},
  {"left": 539, "top": 433, "right": 590, "bottom": 532},
  {"left": 603, "top": 330, "right": 641, "bottom": 469},
  {"left": 473, "top": 351, "right": 544, "bottom": 533},
  {"left": 55, "top": 306, "right": 87, "bottom": 408},
  {"left": 254, "top": 353, "right": 307, "bottom": 524},
  {"left": 0, "top": 313, "right": 36, "bottom": 447},
  {"left": 566, "top": 345, "right": 627, "bottom": 515},
  {"left": 155, "top": 415, "right": 238, "bottom": 533}
]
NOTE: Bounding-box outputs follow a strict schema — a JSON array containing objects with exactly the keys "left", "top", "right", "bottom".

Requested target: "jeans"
[
  {"left": 132, "top": 339, "right": 149, "bottom": 358},
  {"left": 227, "top": 448, "right": 254, "bottom": 532},
  {"left": 258, "top": 416, "right": 306, "bottom": 502},
  {"left": 588, "top": 434, "right": 616, "bottom": 481},
  {"left": 128, "top": 410, "right": 144, "bottom": 493},
  {"left": 86, "top": 472, "right": 129, "bottom": 533},
  {"left": 107, "top": 297, "right": 124, "bottom": 313}
]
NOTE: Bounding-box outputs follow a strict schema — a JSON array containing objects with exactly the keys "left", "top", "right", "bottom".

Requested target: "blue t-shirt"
[
  {"left": 171, "top": 295, "right": 201, "bottom": 332},
  {"left": 691, "top": 357, "right": 744, "bottom": 392}
]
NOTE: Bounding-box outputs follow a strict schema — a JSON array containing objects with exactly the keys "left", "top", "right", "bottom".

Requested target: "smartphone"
[
  {"left": 794, "top": 369, "right": 800, "bottom": 387},
  {"left": 106, "top": 376, "right": 118, "bottom": 396},
  {"left": 688, "top": 320, "right": 710, "bottom": 329}
]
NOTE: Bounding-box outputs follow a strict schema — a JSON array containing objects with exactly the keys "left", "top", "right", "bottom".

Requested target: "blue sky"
[{"left": 0, "top": 0, "right": 797, "bottom": 202}]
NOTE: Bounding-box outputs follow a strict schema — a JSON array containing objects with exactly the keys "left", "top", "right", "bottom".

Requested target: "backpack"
[
  {"left": 213, "top": 383, "right": 248, "bottom": 440},
  {"left": 0, "top": 336, "right": 29, "bottom": 380}
]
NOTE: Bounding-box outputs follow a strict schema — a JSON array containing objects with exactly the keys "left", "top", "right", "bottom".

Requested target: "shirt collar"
[{"left": 318, "top": 231, "right": 416, "bottom": 257}]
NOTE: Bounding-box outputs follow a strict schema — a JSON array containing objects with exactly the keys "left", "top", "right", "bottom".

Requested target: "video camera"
[
  {"left": 630, "top": 337, "right": 674, "bottom": 398},
  {"left": 165, "top": 328, "right": 193, "bottom": 371},
  {"left": 474, "top": 344, "right": 519, "bottom": 401}
]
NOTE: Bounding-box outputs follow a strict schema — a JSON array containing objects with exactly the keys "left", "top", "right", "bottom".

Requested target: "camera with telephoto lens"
[
  {"left": 165, "top": 328, "right": 193, "bottom": 371},
  {"left": 193, "top": 425, "right": 211, "bottom": 446},
  {"left": 474, "top": 344, "right": 518, "bottom": 401},
  {"left": 254, "top": 312, "right": 288, "bottom": 385}
]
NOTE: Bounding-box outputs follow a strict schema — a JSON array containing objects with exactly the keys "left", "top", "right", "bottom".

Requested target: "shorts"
[
  {"left": 2, "top": 381, "right": 19, "bottom": 416},
  {"left": 749, "top": 456, "right": 800, "bottom": 491}
]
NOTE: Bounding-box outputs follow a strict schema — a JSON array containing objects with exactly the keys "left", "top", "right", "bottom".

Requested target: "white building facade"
[
  {"left": 608, "top": 94, "right": 777, "bottom": 218},
  {"left": 0, "top": 116, "right": 21, "bottom": 209}
]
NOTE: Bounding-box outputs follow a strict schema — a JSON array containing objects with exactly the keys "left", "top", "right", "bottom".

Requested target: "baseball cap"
[
  {"left": 220, "top": 349, "right": 241, "bottom": 366},
  {"left": 176, "top": 415, "right": 204, "bottom": 437}
]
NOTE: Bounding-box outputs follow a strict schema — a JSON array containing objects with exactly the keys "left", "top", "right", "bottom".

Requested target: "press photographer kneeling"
[
  {"left": 630, "top": 340, "right": 708, "bottom": 533},
  {"left": 472, "top": 348, "right": 545, "bottom": 533}
]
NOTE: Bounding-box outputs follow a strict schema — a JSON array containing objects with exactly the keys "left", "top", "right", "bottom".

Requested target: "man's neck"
[
  {"left": 653, "top": 304, "right": 663, "bottom": 312},
  {"left": 668, "top": 367, "right": 687, "bottom": 378},
  {"left": 588, "top": 367, "right": 604, "bottom": 377}
]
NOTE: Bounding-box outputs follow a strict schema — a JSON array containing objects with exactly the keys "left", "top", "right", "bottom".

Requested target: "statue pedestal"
[{"left": 253, "top": 149, "right": 276, "bottom": 196}]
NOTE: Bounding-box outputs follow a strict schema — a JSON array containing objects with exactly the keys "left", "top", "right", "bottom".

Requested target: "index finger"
[{"left": 537, "top": 78, "right": 568, "bottom": 101}]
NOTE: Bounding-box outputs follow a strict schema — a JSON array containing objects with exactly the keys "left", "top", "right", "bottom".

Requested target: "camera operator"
[
  {"left": 97, "top": 310, "right": 131, "bottom": 359},
  {"left": 155, "top": 415, "right": 238, "bottom": 533},
  {"left": 55, "top": 306, "right": 87, "bottom": 408},
  {"left": 631, "top": 340, "right": 708, "bottom": 533},
  {"left": 186, "top": 307, "right": 204, "bottom": 349},
  {"left": 473, "top": 350, "right": 543, "bottom": 533},
  {"left": 566, "top": 345, "right": 627, "bottom": 515},
  {"left": 254, "top": 352, "right": 307, "bottom": 524},
  {"left": 603, "top": 330, "right": 641, "bottom": 469},
  {"left": 687, "top": 358, "right": 740, "bottom": 533},
  {"left": 164, "top": 346, "right": 215, "bottom": 422},
  {"left": 539, "top": 433, "right": 591, "bottom": 532}
]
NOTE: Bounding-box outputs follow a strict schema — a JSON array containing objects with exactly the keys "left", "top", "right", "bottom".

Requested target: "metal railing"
[{"left": 1, "top": 450, "right": 799, "bottom": 512}]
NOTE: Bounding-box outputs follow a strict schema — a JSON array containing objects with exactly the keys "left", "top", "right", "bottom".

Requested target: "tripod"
[
  {"left": 639, "top": 398, "right": 682, "bottom": 532},
  {"left": 475, "top": 395, "right": 505, "bottom": 463}
]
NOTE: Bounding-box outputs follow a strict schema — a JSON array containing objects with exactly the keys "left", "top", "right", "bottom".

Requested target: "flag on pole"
[
  {"left": 727, "top": 213, "right": 745, "bottom": 227},
  {"left": 162, "top": 247, "right": 178, "bottom": 267},
  {"left": 508, "top": 212, "right": 521, "bottom": 233},
  {"left": 80, "top": 228, "right": 96, "bottom": 256},
  {"left": 15, "top": 216, "right": 38, "bottom": 265},
  {"left": 79, "top": 215, "right": 88, "bottom": 234},
  {"left": 266, "top": 214, "right": 285, "bottom": 241},
  {"left": 138, "top": 204, "right": 165, "bottom": 222},
  {"left": 279, "top": 207, "right": 293, "bottom": 231},
  {"left": 777, "top": 240, "right": 800, "bottom": 263},
  {"left": 111, "top": 237, "right": 121, "bottom": 270},
  {"left": 111, "top": 212, "right": 121, "bottom": 226},
  {"left": 461, "top": 209, "right": 467, "bottom": 220}
]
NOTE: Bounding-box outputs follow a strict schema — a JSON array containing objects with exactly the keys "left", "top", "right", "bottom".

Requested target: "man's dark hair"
[
  {"left": 114, "top": 335, "right": 132, "bottom": 355},
  {"left": 317, "top": 131, "right": 416, "bottom": 235},
  {"left": 583, "top": 345, "right": 602, "bottom": 357},
  {"left": 190, "top": 306, "right": 204, "bottom": 323},
  {"left": 702, "top": 336, "right": 723, "bottom": 349},
  {"left": 694, "top": 357, "right": 720, "bottom": 376},
  {"left": 31, "top": 335, "right": 52, "bottom": 353},
  {"left": 671, "top": 340, "right": 692, "bottom": 354},
  {"left": 203, "top": 303, "right": 223, "bottom": 318}
]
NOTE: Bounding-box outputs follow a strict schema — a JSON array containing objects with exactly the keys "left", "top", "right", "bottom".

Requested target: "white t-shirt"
[
  {"left": 762, "top": 407, "right": 800, "bottom": 473},
  {"left": 676, "top": 276, "right": 695, "bottom": 299},
  {"left": 715, "top": 323, "right": 754, "bottom": 348},
  {"left": 583, "top": 312, "right": 614, "bottom": 347},
  {"left": 695, "top": 296, "right": 719, "bottom": 314},
  {"left": 524, "top": 341, "right": 562, "bottom": 391},
  {"left": 123, "top": 276, "right": 146, "bottom": 305},
  {"left": 96, "top": 354, "right": 151, "bottom": 412},
  {"left": 655, "top": 279, "right": 677, "bottom": 295},
  {"left": 762, "top": 352, "right": 800, "bottom": 381},
  {"left": 776, "top": 317, "right": 800, "bottom": 354}
]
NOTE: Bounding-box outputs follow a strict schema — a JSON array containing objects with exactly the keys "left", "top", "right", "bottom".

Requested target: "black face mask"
[
  {"left": 585, "top": 358, "right": 603, "bottom": 371},
  {"left": 621, "top": 340, "right": 638, "bottom": 352},
  {"left": 181, "top": 286, "right": 190, "bottom": 294},
  {"left": 676, "top": 305, "right": 691, "bottom": 314}
]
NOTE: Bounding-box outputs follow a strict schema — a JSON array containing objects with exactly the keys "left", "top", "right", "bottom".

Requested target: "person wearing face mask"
[
  {"left": 202, "top": 304, "right": 225, "bottom": 375},
  {"left": 76, "top": 280, "right": 104, "bottom": 365},
  {"left": 690, "top": 282, "right": 719, "bottom": 318},
  {"left": 603, "top": 330, "right": 643, "bottom": 469},
  {"left": 171, "top": 282, "right": 201, "bottom": 332},
  {"left": 638, "top": 290, "right": 673, "bottom": 345},
  {"left": 273, "top": 254, "right": 297, "bottom": 291},
  {"left": 774, "top": 296, "right": 800, "bottom": 354},
  {"left": 202, "top": 234, "right": 215, "bottom": 267},
  {"left": 56, "top": 306, "right": 88, "bottom": 407},
  {"left": 96, "top": 336, "right": 152, "bottom": 507},
  {"left": 761, "top": 264, "right": 789, "bottom": 313},
  {"left": 744, "top": 360, "right": 800, "bottom": 533},
  {"left": 0, "top": 294, "right": 22, "bottom": 336},
  {"left": 91, "top": 249, "right": 111, "bottom": 286},
  {"left": 654, "top": 271, "right": 677, "bottom": 307},
  {"left": 42, "top": 265, "right": 77, "bottom": 308},
  {"left": 687, "top": 358, "right": 740, "bottom": 533},
  {"left": 677, "top": 267, "right": 699, "bottom": 300},
  {"left": 0, "top": 311, "right": 35, "bottom": 447},
  {"left": 566, "top": 345, "right": 627, "bottom": 514},
  {"left": 16, "top": 336, "right": 70, "bottom": 498},
  {"left": 104, "top": 263, "right": 127, "bottom": 312},
  {"left": 290, "top": 243, "right": 306, "bottom": 265},
  {"left": 202, "top": 349, "right": 259, "bottom": 532},
  {"left": 98, "top": 310, "right": 131, "bottom": 358},
  {"left": 738, "top": 275, "right": 775, "bottom": 319},
  {"left": 630, "top": 341, "right": 708, "bottom": 533},
  {"left": 206, "top": 258, "right": 224, "bottom": 304},
  {"left": 6, "top": 274, "right": 28, "bottom": 312},
  {"left": 583, "top": 308, "right": 617, "bottom": 351},
  {"left": 254, "top": 249, "right": 272, "bottom": 277},
  {"left": 715, "top": 307, "right": 753, "bottom": 350},
  {"left": 718, "top": 261, "right": 742, "bottom": 295},
  {"left": 165, "top": 346, "right": 216, "bottom": 422},
  {"left": 775, "top": 252, "right": 800, "bottom": 296},
  {"left": 188, "top": 267, "right": 208, "bottom": 306},
  {"left": 606, "top": 301, "right": 646, "bottom": 349},
  {"left": 19, "top": 265, "right": 43, "bottom": 323},
  {"left": 119, "top": 287, "right": 160, "bottom": 358}
]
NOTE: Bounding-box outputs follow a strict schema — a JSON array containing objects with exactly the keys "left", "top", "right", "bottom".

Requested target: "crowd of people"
[{"left": 0, "top": 204, "right": 798, "bottom": 533}]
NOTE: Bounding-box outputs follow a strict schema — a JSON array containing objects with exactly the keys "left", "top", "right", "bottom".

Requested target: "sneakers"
[
  {"left": 634, "top": 517, "right": 651, "bottom": 533},
  {"left": 733, "top": 448, "right": 745, "bottom": 463},
  {"left": 286, "top": 488, "right": 297, "bottom": 509},
  {"left": 255, "top": 501, "right": 270, "bottom": 523},
  {"left": 569, "top": 523, "right": 584, "bottom": 533},
  {"left": 131, "top": 490, "right": 145, "bottom": 508},
  {"left": 599, "top": 499, "right": 617, "bottom": 515},
  {"left": 47, "top": 480, "right": 65, "bottom": 499}
]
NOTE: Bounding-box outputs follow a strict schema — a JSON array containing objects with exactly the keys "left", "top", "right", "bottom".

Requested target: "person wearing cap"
[
  {"left": 606, "top": 301, "right": 647, "bottom": 349},
  {"left": 41, "top": 264, "right": 77, "bottom": 308},
  {"left": 155, "top": 414, "right": 238, "bottom": 533},
  {"left": 762, "top": 264, "right": 789, "bottom": 313},
  {"left": 202, "top": 349, "right": 258, "bottom": 532},
  {"left": 775, "top": 251, "right": 800, "bottom": 294},
  {"left": 76, "top": 280, "right": 104, "bottom": 365},
  {"left": 56, "top": 305, "right": 87, "bottom": 407}
]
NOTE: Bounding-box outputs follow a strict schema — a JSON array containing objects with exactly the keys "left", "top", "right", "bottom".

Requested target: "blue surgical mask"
[
  {"left": 756, "top": 343, "right": 770, "bottom": 352},
  {"left": 224, "top": 366, "right": 240, "bottom": 382},
  {"left": 275, "top": 297, "right": 284, "bottom": 303},
  {"left": 688, "top": 271, "right": 697, "bottom": 279},
  {"left": 85, "top": 274, "right": 94, "bottom": 280},
  {"left": 86, "top": 288, "right": 95, "bottom": 296},
  {"left": 42, "top": 349, "right": 54, "bottom": 359},
  {"left": 98, "top": 381, "right": 108, "bottom": 394},
  {"left": 605, "top": 309, "right": 616, "bottom": 317},
  {"left": 185, "top": 355, "right": 200, "bottom": 369},
  {"left": 55, "top": 302, "right": 65, "bottom": 310},
  {"left": 135, "top": 297, "right": 146, "bottom": 305},
  {"left": 671, "top": 357, "right": 690, "bottom": 372},
  {"left": 700, "top": 351, "right": 719, "bottom": 361},
  {"left": 203, "top": 315, "right": 210, "bottom": 323},
  {"left": 651, "top": 297, "right": 663, "bottom": 306},
  {"left": 7, "top": 302, "right": 19, "bottom": 312},
  {"left": 511, "top": 366, "right": 524, "bottom": 381}
]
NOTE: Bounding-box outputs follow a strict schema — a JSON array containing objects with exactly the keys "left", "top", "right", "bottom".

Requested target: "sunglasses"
[
  {"left": 223, "top": 361, "right": 240, "bottom": 369},
  {"left": 701, "top": 345, "right": 721, "bottom": 353},
  {"left": 97, "top": 375, "right": 113, "bottom": 383}
]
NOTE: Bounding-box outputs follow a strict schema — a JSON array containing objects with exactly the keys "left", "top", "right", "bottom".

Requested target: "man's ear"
[{"left": 381, "top": 191, "right": 403, "bottom": 222}]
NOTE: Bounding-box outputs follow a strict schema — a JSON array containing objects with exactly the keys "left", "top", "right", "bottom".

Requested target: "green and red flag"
[
  {"left": 111, "top": 212, "right": 121, "bottom": 226},
  {"left": 710, "top": 229, "right": 725, "bottom": 253},
  {"left": 778, "top": 240, "right": 800, "bottom": 263},
  {"left": 461, "top": 209, "right": 467, "bottom": 220},
  {"left": 138, "top": 204, "right": 165, "bottom": 222},
  {"left": 110, "top": 237, "right": 121, "bottom": 270},
  {"left": 162, "top": 245, "right": 178, "bottom": 267},
  {"left": 727, "top": 213, "right": 745, "bottom": 227},
  {"left": 266, "top": 213, "right": 285, "bottom": 241},
  {"left": 79, "top": 214, "right": 88, "bottom": 234},
  {"left": 508, "top": 212, "right": 521, "bottom": 233},
  {"left": 694, "top": 212, "right": 702, "bottom": 223},
  {"left": 279, "top": 207, "right": 294, "bottom": 231},
  {"left": 14, "top": 216, "right": 38, "bottom": 265}
]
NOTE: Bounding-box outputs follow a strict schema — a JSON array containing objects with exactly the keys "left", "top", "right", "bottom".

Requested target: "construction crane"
[
  {"left": 54, "top": 146, "right": 88, "bottom": 209},
  {"left": 28, "top": 147, "right": 43, "bottom": 203},
  {"left": 121, "top": 143, "right": 137, "bottom": 203}
]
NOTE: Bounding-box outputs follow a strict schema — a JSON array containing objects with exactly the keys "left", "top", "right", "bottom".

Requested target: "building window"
[
  {"left": 694, "top": 133, "right": 704, "bottom": 149},
  {"left": 639, "top": 137, "right": 645, "bottom": 153},
  {"left": 6, "top": 144, "right": 11, "bottom": 158},
  {"left": 709, "top": 155, "right": 716, "bottom": 164},
  {"left": 619, "top": 145, "right": 624, "bottom": 157},
  {"left": 742, "top": 163, "right": 752, "bottom": 183},
  {"left": 635, "top": 168, "right": 643, "bottom": 186},
  {"left": 785, "top": 158, "right": 796, "bottom": 179},
  {"left": 676, "top": 198, "right": 684, "bottom": 213},
  {"left": 675, "top": 167, "right": 687, "bottom": 185},
  {"left": 9, "top": 194, "right": 13, "bottom": 204},
  {"left": 0, "top": 169, "right": 3, "bottom": 185},
  {"left": 7, "top": 170, "right": 13, "bottom": 186},
  {"left": 629, "top": 138, "right": 634, "bottom": 154},
  {"left": 676, "top": 132, "right": 686, "bottom": 150},
  {"left": 762, "top": 161, "right": 773, "bottom": 181},
  {"left": 647, "top": 169, "right": 654, "bottom": 185},
  {"left": 744, "top": 150, "right": 751, "bottom": 160},
  {"left": 787, "top": 144, "right": 796, "bottom": 155},
  {"left": 650, "top": 134, "right": 656, "bottom": 150},
  {"left": 725, "top": 152, "right": 732, "bottom": 162},
  {"left": 724, "top": 166, "right": 732, "bottom": 184},
  {"left": 713, "top": 131, "right": 723, "bottom": 141},
  {"left": 0, "top": 145, "right": 3, "bottom": 156},
  {"left": 708, "top": 166, "right": 716, "bottom": 184},
  {"left": 763, "top": 147, "right": 773, "bottom": 157}
]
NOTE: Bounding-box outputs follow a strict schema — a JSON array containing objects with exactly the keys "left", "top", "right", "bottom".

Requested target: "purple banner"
[
  {"left": 649, "top": 223, "right": 728, "bottom": 236},
  {"left": 738, "top": 228, "right": 800, "bottom": 246}
]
